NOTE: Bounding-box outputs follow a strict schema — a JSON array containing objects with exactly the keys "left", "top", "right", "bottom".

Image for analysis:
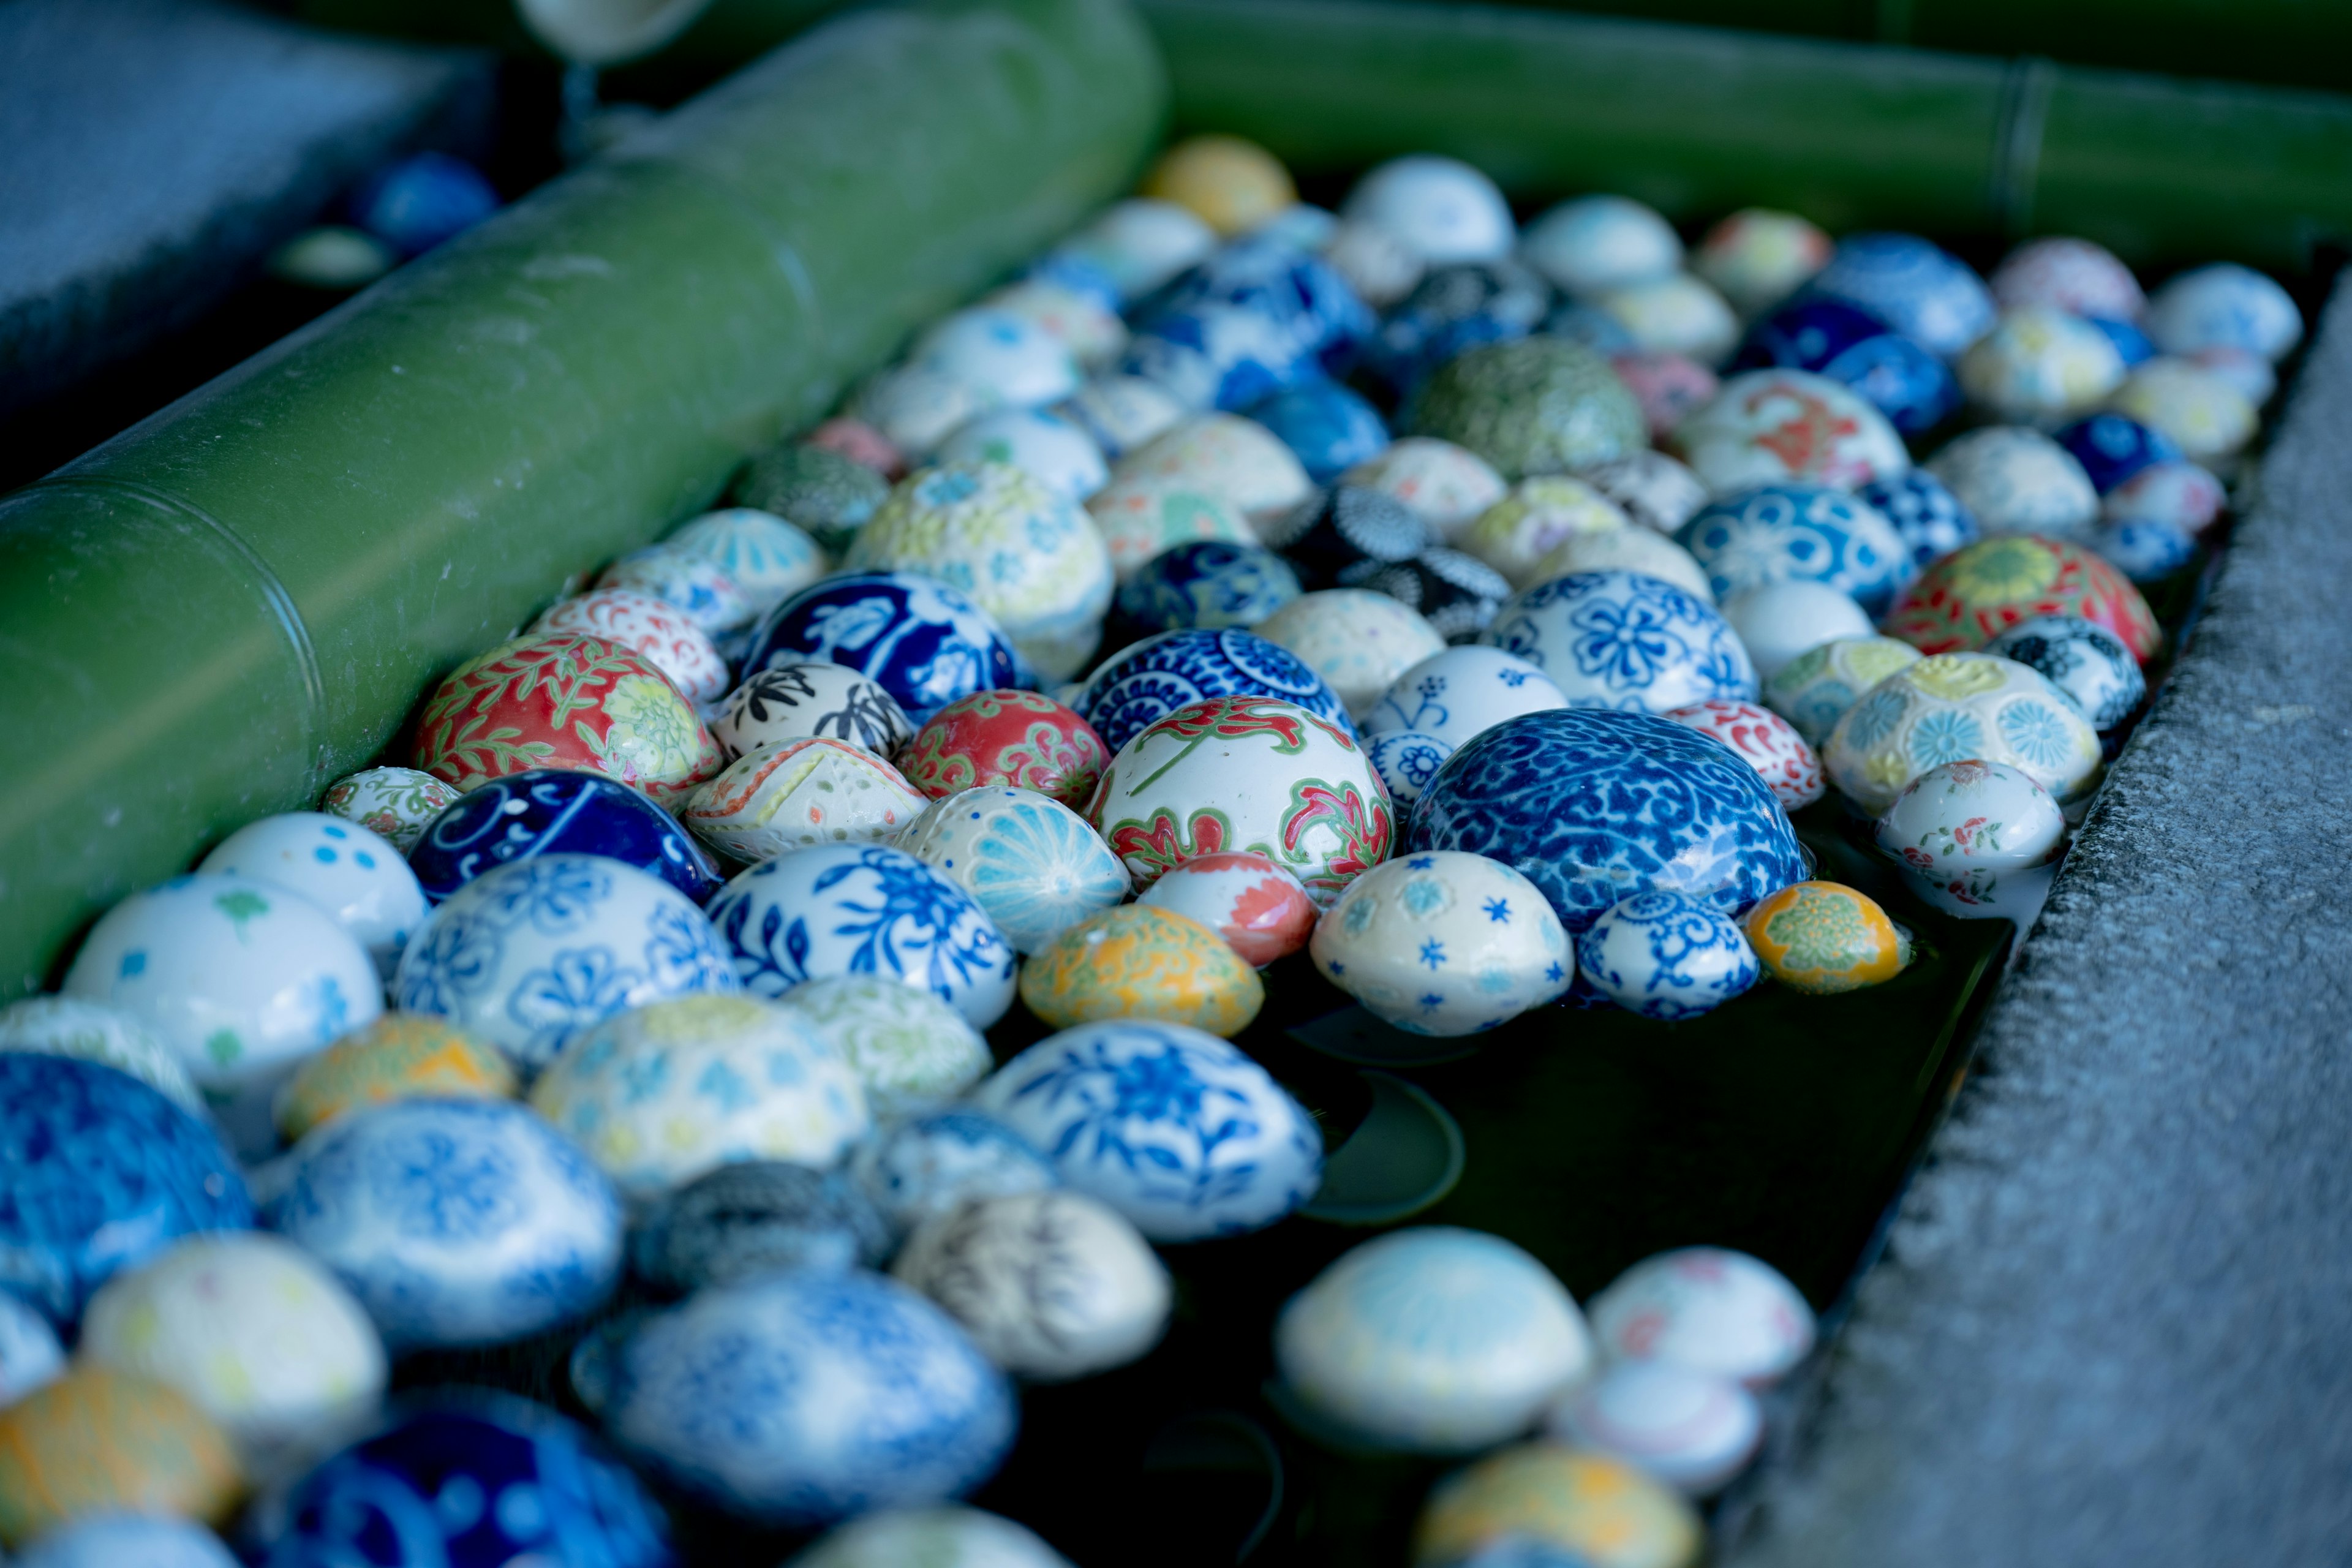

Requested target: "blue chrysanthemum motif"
[
  {"left": 1805, "top": 232, "right": 1996, "bottom": 358},
  {"left": 1482, "top": 571, "right": 1756, "bottom": 714},
  {"left": 1410, "top": 708, "right": 1805, "bottom": 932},
  {"left": 1996, "top": 699, "right": 2081, "bottom": 771},
  {"left": 1365, "top": 731, "right": 1457, "bottom": 809},
  {"left": 1574, "top": 889, "right": 1761, "bottom": 1020},
  {"left": 1675, "top": 483, "right": 1915, "bottom": 614},
  {"left": 1856, "top": 470, "right": 1980, "bottom": 571},
  {"left": 410, "top": 768, "right": 721, "bottom": 906},
  {"left": 1907, "top": 707, "right": 1986, "bottom": 767},
  {"left": 1072, "top": 628, "right": 1353, "bottom": 753},
  {"left": 1115, "top": 540, "right": 1302, "bottom": 633},
  {"left": 743, "top": 571, "right": 1022, "bottom": 720}
]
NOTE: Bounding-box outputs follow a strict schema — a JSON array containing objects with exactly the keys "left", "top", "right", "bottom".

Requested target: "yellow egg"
[
  {"left": 1019, "top": 905, "right": 1264, "bottom": 1036},
  {"left": 1742, "top": 880, "right": 1910, "bottom": 995},
  {"left": 1139, "top": 135, "right": 1297, "bottom": 237},
  {"left": 0, "top": 1367, "right": 243, "bottom": 1546},
  {"left": 274, "top": 1014, "right": 517, "bottom": 1142},
  {"left": 1412, "top": 1442, "right": 1702, "bottom": 1568}
]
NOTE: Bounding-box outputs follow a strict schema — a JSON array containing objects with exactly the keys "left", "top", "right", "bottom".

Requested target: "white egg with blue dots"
[
  {"left": 1308, "top": 850, "right": 1574, "bottom": 1036},
  {"left": 198, "top": 811, "right": 427, "bottom": 981}
]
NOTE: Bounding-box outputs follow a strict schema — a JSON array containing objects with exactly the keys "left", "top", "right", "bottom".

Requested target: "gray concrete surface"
[
  {"left": 0, "top": 0, "right": 493, "bottom": 415},
  {"left": 1724, "top": 277, "right": 2352, "bottom": 1566}
]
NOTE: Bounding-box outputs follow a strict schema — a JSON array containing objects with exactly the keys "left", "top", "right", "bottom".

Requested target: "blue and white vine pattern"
[
  {"left": 1483, "top": 571, "right": 1755, "bottom": 715},
  {"left": 1674, "top": 482, "right": 1914, "bottom": 614},
  {"left": 1574, "top": 889, "right": 1761, "bottom": 1020}
]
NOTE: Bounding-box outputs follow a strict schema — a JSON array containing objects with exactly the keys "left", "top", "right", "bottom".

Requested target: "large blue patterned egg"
[
  {"left": 851, "top": 1109, "right": 1060, "bottom": 1238},
  {"left": 1574, "top": 891, "right": 1760, "bottom": 1020},
  {"left": 1250, "top": 379, "right": 1391, "bottom": 483},
  {"left": 394, "top": 855, "right": 737, "bottom": 1070},
  {"left": 1115, "top": 540, "right": 1302, "bottom": 633},
  {"left": 1150, "top": 232, "right": 1374, "bottom": 371},
  {"left": 973, "top": 1022, "right": 1323, "bottom": 1242},
  {"left": 606, "top": 1270, "right": 1016, "bottom": 1528},
  {"left": 1675, "top": 484, "right": 1913, "bottom": 615},
  {"left": 1731, "top": 295, "right": 1959, "bottom": 432},
  {"left": 1855, "top": 470, "right": 1979, "bottom": 572},
  {"left": 1120, "top": 301, "right": 1317, "bottom": 413},
  {"left": 259, "top": 1392, "right": 672, "bottom": 1568},
  {"left": 1071, "top": 628, "right": 1353, "bottom": 753},
  {"left": 2051, "top": 412, "right": 2181, "bottom": 494},
  {"left": 0, "top": 1055, "right": 251, "bottom": 1325},
  {"left": 1804, "top": 234, "right": 1995, "bottom": 359},
  {"left": 743, "top": 571, "right": 1022, "bottom": 722},
  {"left": 409, "top": 768, "right": 722, "bottom": 907},
  {"left": 272, "top": 1098, "right": 622, "bottom": 1351},
  {"left": 1363, "top": 260, "right": 1551, "bottom": 393},
  {"left": 2146, "top": 262, "right": 2302, "bottom": 362},
  {"left": 892, "top": 788, "right": 1129, "bottom": 954},
  {"left": 1481, "top": 571, "right": 1757, "bottom": 714},
  {"left": 1409, "top": 708, "right": 1807, "bottom": 932},
  {"left": 706, "top": 845, "right": 1017, "bottom": 1028}
]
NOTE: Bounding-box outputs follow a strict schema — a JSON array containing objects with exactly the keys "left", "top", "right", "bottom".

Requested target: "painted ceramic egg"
[
  {"left": 413, "top": 633, "right": 722, "bottom": 804},
  {"left": 1743, "top": 880, "right": 1909, "bottom": 992},
  {"left": 1119, "top": 299, "right": 1317, "bottom": 413},
  {"left": 0, "top": 994, "right": 201, "bottom": 1110},
  {"left": 1365, "top": 646, "right": 1569, "bottom": 747},
  {"left": 1718, "top": 580, "right": 1874, "bottom": 685},
  {"left": 1610, "top": 352, "right": 1721, "bottom": 442},
  {"left": 1544, "top": 304, "right": 1640, "bottom": 356},
  {"left": 597, "top": 545, "right": 757, "bottom": 636},
  {"left": 1594, "top": 275, "right": 1738, "bottom": 366},
  {"left": 1459, "top": 475, "right": 1630, "bottom": 589},
  {"left": 663, "top": 507, "right": 827, "bottom": 612},
  {"left": 0, "top": 1287, "right": 63, "bottom": 1404},
  {"left": 895, "top": 787, "right": 1129, "bottom": 953},
  {"left": 609, "top": 1270, "right": 1014, "bottom": 1526},
  {"left": 983, "top": 277, "right": 1127, "bottom": 373},
  {"left": 1340, "top": 547, "right": 1514, "bottom": 641},
  {"left": 1088, "top": 693, "right": 1391, "bottom": 906},
  {"left": 1663, "top": 698, "right": 1823, "bottom": 809},
  {"left": 1140, "top": 134, "right": 1296, "bottom": 236},
  {"left": 2109, "top": 356, "right": 2258, "bottom": 463},
  {"left": 1825, "top": 652, "right": 2101, "bottom": 813},
  {"left": 1675, "top": 483, "right": 1911, "bottom": 614},
  {"left": 2189, "top": 344, "right": 2275, "bottom": 405},
  {"left": 714, "top": 662, "right": 914, "bottom": 761},
  {"left": 0, "top": 1368, "right": 241, "bottom": 1547},
  {"left": 1085, "top": 473, "right": 1256, "bottom": 584},
  {"left": 1341, "top": 154, "right": 1514, "bottom": 264},
  {"left": 1115, "top": 538, "right": 1302, "bottom": 632},
  {"left": 853, "top": 363, "right": 997, "bottom": 460},
  {"left": 706, "top": 843, "right": 1016, "bottom": 1027},
  {"left": 1989, "top": 236, "right": 2144, "bottom": 322},
  {"left": 935, "top": 409, "right": 1109, "bottom": 502},
  {"left": 734, "top": 442, "right": 891, "bottom": 553},
  {"left": 1958, "top": 306, "right": 2126, "bottom": 424},
  {"left": 320, "top": 766, "right": 459, "bottom": 854},
  {"left": 1588, "top": 1246, "right": 1817, "bottom": 1385},
  {"left": 633, "top": 1160, "right": 889, "bottom": 1289},
  {"left": 744, "top": 571, "right": 1021, "bottom": 722},
  {"left": 349, "top": 149, "right": 496, "bottom": 254},
  {"left": 1730, "top": 294, "right": 1959, "bottom": 433},
  {"left": 13, "top": 1513, "right": 239, "bottom": 1568},
  {"left": 974, "top": 1021, "right": 1322, "bottom": 1241},
  {"left": 1548, "top": 1360, "right": 1762, "bottom": 1494},
  {"left": 80, "top": 1232, "right": 384, "bottom": 1457},
  {"left": 780, "top": 974, "right": 990, "bottom": 1117},
  {"left": 1582, "top": 450, "right": 1709, "bottom": 537},
  {"left": 274, "top": 1098, "right": 620, "bottom": 1349},
  {"left": 410, "top": 766, "right": 720, "bottom": 909},
  {"left": 274, "top": 1014, "right": 515, "bottom": 1141},
  {"left": 1072, "top": 627, "right": 1354, "bottom": 754},
  {"left": 1521, "top": 194, "right": 1679, "bottom": 295},
  {"left": 259, "top": 1394, "right": 671, "bottom": 1568},
  {"left": 1574, "top": 889, "right": 1760, "bottom": 1020},
  {"left": 1925, "top": 426, "right": 2100, "bottom": 540},
  {"left": 530, "top": 994, "right": 869, "bottom": 1197},
  {"left": 1482, "top": 571, "right": 1757, "bottom": 714},
  {"left": 1365, "top": 260, "right": 1550, "bottom": 394},
  {"left": 1256, "top": 590, "right": 1447, "bottom": 719},
  {"left": 1054, "top": 199, "right": 1217, "bottom": 302},
  {"left": 1855, "top": 468, "right": 1980, "bottom": 571},
  {"left": 64, "top": 872, "right": 380, "bottom": 1155},
  {"left": 1151, "top": 229, "right": 1374, "bottom": 371},
  {"left": 852, "top": 1109, "right": 1058, "bottom": 1237},
  {"left": 1693, "top": 208, "right": 1832, "bottom": 315},
  {"left": 1100, "top": 412, "right": 1314, "bottom": 531},
  {"left": 1278, "top": 1227, "right": 1591, "bottom": 1452},
  {"left": 532, "top": 587, "right": 730, "bottom": 702},
  {"left": 1259, "top": 485, "right": 1428, "bottom": 589},
  {"left": 1411, "top": 339, "right": 1646, "bottom": 480},
  {"left": 684, "top": 736, "right": 928, "bottom": 861},
  {"left": 1411, "top": 1444, "right": 1702, "bottom": 1568},
  {"left": 1876, "top": 756, "right": 2067, "bottom": 880},
  {"left": 1324, "top": 216, "right": 1428, "bottom": 310},
  {"left": 2104, "top": 458, "right": 2225, "bottom": 533},
  {"left": 1019, "top": 905, "right": 1264, "bottom": 1035},
  {"left": 1668, "top": 368, "right": 1910, "bottom": 494},
  {"left": 1341, "top": 437, "right": 1508, "bottom": 542},
  {"left": 1366, "top": 731, "right": 1457, "bottom": 810},
  {"left": 1134, "top": 850, "right": 1317, "bottom": 968},
  {"left": 912, "top": 309, "right": 1080, "bottom": 409},
  {"left": 2052, "top": 412, "right": 2180, "bottom": 495},
  {"left": 1806, "top": 232, "right": 1995, "bottom": 358},
  {"left": 1057, "top": 372, "right": 1188, "bottom": 461},
  {"left": 1762, "top": 635, "right": 1923, "bottom": 746},
  {"left": 1409, "top": 709, "right": 1806, "bottom": 932},
  {"left": 805, "top": 417, "right": 908, "bottom": 477},
  {"left": 895, "top": 1189, "right": 1171, "bottom": 1381},
  {"left": 1250, "top": 380, "right": 1390, "bottom": 483},
  {"left": 2095, "top": 518, "right": 2198, "bottom": 581},
  {"left": 897, "top": 688, "right": 1110, "bottom": 810},
  {"left": 2092, "top": 315, "right": 2158, "bottom": 366},
  {"left": 2146, "top": 262, "right": 2302, "bottom": 361},
  {"left": 1885, "top": 533, "right": 2159, "bottom": 661},
  {"left": 1525, "top": 516, "right": 1717, "bottom": 606},
  {"left": 789, "top": 1507, "right": 1073, "bottom": 1568},
  {"left": 1310, "top": 851, "right": 1573, "bottom": 1035},
  {"left": 1985, "top": 614, "right": 2147, "bottom": 731},
  {"left": 0, "top": 1054, "right": 251, "bottom": 1325}
]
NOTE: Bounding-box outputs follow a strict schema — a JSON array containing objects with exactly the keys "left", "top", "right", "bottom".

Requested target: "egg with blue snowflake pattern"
[
  {"left": 1311, "top": 851, "right": 1574, "bottom": 1036},
  {"left": 1574, "top": 891, "right": 1760, "bottom": 1020},
  {"left": 1482, "top": 571, "right": 1757, "bottom": 714}
]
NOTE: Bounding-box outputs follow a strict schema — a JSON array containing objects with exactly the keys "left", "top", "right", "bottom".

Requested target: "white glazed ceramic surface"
[
  {"left": 1310, "top": 851, "right": 1575, "bottom": 1036},
  {"left": 2109, "top": 357, "right": 2260, "bottom": 464},
  {"left": 2146, "top": 262, "right": 2302, "bottom": 362},
  {"left": 1057, "top": 374, "right": 1188, "bottom": 461},
  {"left": 913, "top": 308, "right": 1082, "bottom": 408},
  {"left": 1364, "top": 646, "right": 1568, "bottom": 748},
  {"left": 1363, "top": 730, "right": 1455, "bottom": 812},
  {"left": 532, "top": 587, "right": 731, "bottom": 703},
  {"left": 1595, "top": 274, "right": 1738, "bottom": 366},
  {"left": 684, "top": 737, "right": 930, "bottom": 862},
  {"left": 1096, "top": 413, "right": 1313, "bottom": 530},
  {"left": 984, "top": 277, "right": 1129, "bottom": 373},
  {"left": 714, "top": 662, "right": 916, "bottom": 761},
  {"left": 597, "top": 545, "right": 759, "bottom": 634},
  {"left": 0, "top": 1290, "right": 64, "bottom": 1406},
  {"left": 1573, "top": 890, "right": 1762, "bottom": 1021},
  {"left": 1058, "top": 200, "right": 1217, "bottom": 301},
  {"left": 1694, "top": 208, "right": 1832, "bottom": 315},
  {"left": 1134, "top": 851, "right": 1319, "bottom": 968},
  {"left": 1988, "top": 236, "right": 2145, "bottom": 322},
  {"left": 787, "top": 1507, "right": 1075, "bottom": 1568},
  {"left": 894, "top": 787, "right": 1130, "bottom": 954},
  {"left": 934, "top": 409, "right": 1110, "bottom": 502},
  {"left": 854, "top": 363, "right": 997, "bottom": 459},
  {"left": 198, "top": 812, "right": 426, "bottom": 981},
  {"left": 1924, "top": 426, "right": 2100, "bottom": 539},
  {"left": 1521, "top": 194, "right": 1681, "bottom": 295},
  {"left": 1587, "top": 1246, "right": 1818, "bottom": 1387},
  {"left": 1256, "top": 590, "right": 1450, "bottom": 720},
  {"left": 664, "top": 508, "right": 827, "bottom": 612},
  {"left": 1341, "top": 155, "right": 1515, "bottom": 265},
  {"left": 0, "top": 995, "right": 203, "bottom": 1110},
  {"left": 1523, "top": 524, "right": 1716, "bottom": 606},
  {"left": 1719, "top": 580, "right": 1875, "bottom": 685},
  {"left": 2102, "top": 459, "right": 2225, "bottom": 535},
  {"left": 1547, "top": 1359, "right": 1763, "bottom": 1495},
  {"left": 1875, "top": 757, "right": 2067, "bottom": 881},
  {"left": 1339, "top": 437, "right": 1508, "bottom": 541},
  {"left": 1460, "top": 476, "right": 1631, "bottom": 590},
  {"left": 780, "top": 974, "right": 993, "bottom": 1118},
  {"left": 1670, "top": 369, "right": 1910, "bottom": 495}
]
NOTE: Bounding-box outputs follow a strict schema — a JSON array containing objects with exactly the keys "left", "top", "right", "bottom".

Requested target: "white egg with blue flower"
[
  {"left": 1574, "top": 891, "right": 1761, "bottom": 1020},
  {"left": 1310, "top": 851, "right": 1574, "bottom": 1036},
  {"left": 1363, "top": 645, "right": 1567, "bottom": 748},
  {"left": 1364, "top": 730, "right": 1456, "bottom": 810},
  {"left": 1481, "top": 570, "right": 1757, "bottom": 714}
]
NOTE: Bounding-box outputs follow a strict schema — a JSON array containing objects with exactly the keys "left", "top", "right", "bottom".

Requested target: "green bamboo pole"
[{"left": 0, "top": 0, "right": 1163, "bottom": 999}]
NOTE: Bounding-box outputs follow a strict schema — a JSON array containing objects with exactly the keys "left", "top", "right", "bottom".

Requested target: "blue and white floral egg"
[
  {"left": 2052, "top": 412, "right": 2180, "bottom": 494},
  {"left": 712, "top": 662, "right": 917, "bottom": 762},
  {"left": 1250, "top": 379, "right": 1391, "bottom": 483},
  {"left": 1364, "top": 646, "right": 1569, "bottom": 749},
  {"left": 394, "top": 855, "right": 737, "bottom": 1069},
  {"left": 2094, "top": 518, "right": 2198, "bottom": 582},
  {"left": 788, "top": 1507, "right": 1074, "bottom": 1568},
  {"left": 1342, "top": 155, "right": 1516, "bottom": 266},
  {"left": 409, "top": 768, "right": 721, "bottom": 907},
  {"left": 1956, "top": 305, "right": 2126, "bottom": 426},
  {"left": 1052, "top": 198, "right": 1217, "bottom": 304},
  {"left": 913, "top": 307, "right": 1081, "bottom": 408},
  {"left": 2146, "top": 262, "right": 2302, "bottom": 363},
  {"left": 1365, "top": 731, "right": 1457, "bottom": 810},
  {"left": 892, "top": 788, "right": 1129, "bottom": 954},
  {"left": 935, "top": 409, "right": 1110, "bottom": 502},
  {"left": 1115, "top": 540, "right": 1302, "bottom": 632},
  {"left": 0, "top": 994, "right": 202, "bottom": 1111},
  {"left": 1153, "top": 232, "right": 1374, "bottom": 371},
  {"left": 1823, "top": 652, "right": 2103, "bottom": 815},
  {"left": 744, "top": 571, "right": 1022, "bottom": 722},
  {"left": 1120, "top": 300, "right": 1317, "bottom": 413},
  {"left": 1057, "top": 373, "right": 1188, "bottom": 462},
  {"left": 1923, "top": 426, "right": 2100, "bottom": 539},
  {"left": 973, "top": 1022, "right": 1322, "bottom": 1242},
  {"left": 0, "top": 1054, "right": 252, "bottom": 1325},
  {"left": 197, "top": 813, "right": 425, "bottom": 982},
  {"left": 271, "top": 1098, "right": 621, "bottom": 1350},
  {"left": 1853, "top": 469, "right": 1979, "bottom": 572},
  {"left": 1481, "top": 571, "right": 1757, "bottom": 714},
  {"left": 664, "top": 507, "right": 827, "bottom": 614},
  {"left": 1071, "top": 627, "right": 1352, "bottom": 753},
  {"left": 13, "top": 1513, "right": 239, "bottom": 1568},
  {"left": 705, "top": 844, "right": 1016, "bottom": 1028},
  {"left": 1409, "top": 708, "right": 1807, "bottom": 932},
  {"left": 258, "top": 1392, "right": 673, "bottom": 1568},
  {"left": 1276, "top": 1227, "right": 1593, "bottom": 1452},
  {"left": 1573, "top": 891, "right": 1760, "bottom": 1020},
  {"left": 597, "top": 545, "right": 758, "bottom": 636},
  {"left": 1309, "top": 851, "right": 1574, "bottom": 1036},
  {"left": 1588, "top": 1246, "right": 1817, "bottom": 1387},
  {"left": 1520, "top": 194, "right": 1679, "bottom": 295},
  {"left": 852, "top": 1108, "right": 1060, "bottom": 1237},
  {"left": 64, "top": 872, "right": 382, "bottom": 1157},
  {"left": 1730, "top": 295, "right": 1958, "bottom": 432},
  {"left": 0, "top": 1291, "right": 63, "bottom": 1403},
  {"left": 1804, "top": 233, "right": 1996, "bottom": 359},
  {"left": 1986, "top": 614, "right": 2147, "bottom": 732},
  {"left": 1674, "top": 484, "right": 1912, "bottom": 615},
  {"left": 606, "top": 1270, "right": 1016, "bottom": 1527}
]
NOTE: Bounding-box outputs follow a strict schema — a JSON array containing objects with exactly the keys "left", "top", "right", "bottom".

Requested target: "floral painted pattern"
[{"left": 1743, "top": 881, "right": 1908, "bottom": 995}]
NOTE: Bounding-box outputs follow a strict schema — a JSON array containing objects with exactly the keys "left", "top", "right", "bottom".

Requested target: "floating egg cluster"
[{"left": 0, "top": 127, "right": 2297, "bottom": 1565}]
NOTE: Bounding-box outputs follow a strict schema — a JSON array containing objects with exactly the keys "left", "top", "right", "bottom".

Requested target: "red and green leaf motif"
[
  {"left": 1104, "top": 807, "right": 1234, "bottom": 889},
  {"left": 899, "top": 688, "right": 1108, "bottom": 810},
  {"left": 1279, "top": 778, "right": 1393, "bottom": 899}
]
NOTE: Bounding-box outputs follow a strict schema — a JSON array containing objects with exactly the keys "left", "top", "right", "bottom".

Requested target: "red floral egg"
[
  {"left": 1882, "top": 534, "right": 2159, "bottom": 663},
  {"left": 1135, "top": 850, "right": 1319, "bottom": 967},
  {"left": 895, "top": 688, "right": 1110, "bottom": 810},
  {"left": 1663, "top": 700, "right": 1823, "bottom": 812},
  {"left": 412, "top": 633, "right": 723, "bottom": 805}
]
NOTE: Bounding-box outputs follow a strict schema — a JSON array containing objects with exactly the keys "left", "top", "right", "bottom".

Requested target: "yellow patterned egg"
[
  {"left": 1822, "top": 651, "right": 2101, "bottom": 815},
  {"left": 1018, "top": 905, "right": 1264, "bottom": 1037},
  {"left": 0, "top": 1366, "right": 243, "bottom": 1546},
  {"left": 1459, "top": 476, "right": 1629, "bottom": 589},
  {"left": 1139, "top": 134, "right": 1297, "bottom": 237},
  {"left": 1412, "top": 1442, "right": 1702, "bottom": 1568},
  {"left": 1742, "top": 881, "right": 1910, "bottom": 995},
  {"left": 274, "top": 1014, "right": 516, "bottom": 1142}
]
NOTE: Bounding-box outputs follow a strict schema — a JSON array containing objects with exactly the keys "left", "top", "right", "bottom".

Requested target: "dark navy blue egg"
[
  {"left": 409, "top": 769, "right": 721, "bottom": 905},
  {"left": 1248, "top": 379, "right": 1391, "bottom": 483},
  {"left": 741, "top": 571, "right": 1023, "bottom": 721},
  {"left": 1805, "top": 233, "right": 1995, "bottom": 360},
  {"left": 347, "top": 151, "right": 499, "bottom": 258},
  {"left": 2052, "top": 412, "right": 2182, "bottom": 494},
  {"left": 1735, "top": 295, "right": 1959, "bottom": 432},
  {"left": 1856, "top": 469, "right": 1981, "bottom": 571},
  {"left": 1071, "top": 628, "right": 1354, "bottom": 754}
]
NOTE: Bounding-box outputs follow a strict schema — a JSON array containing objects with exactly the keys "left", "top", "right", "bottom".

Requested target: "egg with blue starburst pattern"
[
  {"left": 1411, "top": 708, "right": 1806, "bottom": 933},
  {"left": 409, "top": 767, "right": 722, "bottom": 907},
  {"left": 1805, "top": 233, "right": 1996, "bottom": 359},
  {"left": 742, "top": 571, "right": 1022, "bottom": 722},
  {"left": 1481, "top": 571, "right": 1757, "bottom": 714},
  {"left": 1575, "top": 891, "right": 1761, "bottom": 1020},
  {"left": 1310, "top": 851, "right": 1574, "bottom": 1036},
  {"left": 1071, "top": 627, "right": 1353, "bottom": 753},
  {"left": 893, "top": 787, "right": 1130, "bottom": 953},
  {"left": 974, "top": 1022, "right": 1322, "bottom": 1241},
  {"left": 1116, "top": 540, "right": 1302, "bottom": 633},
  {"left": 1675, "top": 484, "right": 1913, "bottom": 616},
  {"left": 1855, "top": 470, "right": 1979, "bottom": 573}
]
